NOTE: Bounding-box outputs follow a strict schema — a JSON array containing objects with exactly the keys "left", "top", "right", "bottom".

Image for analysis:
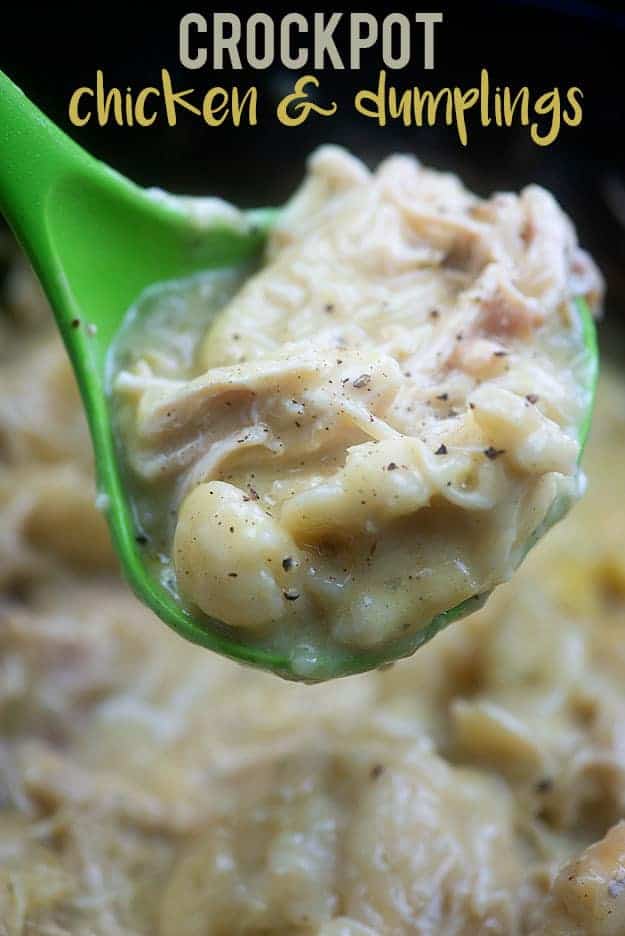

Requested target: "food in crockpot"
[{"left": 6, "top": 235, "right": 625, "bottom": 934}]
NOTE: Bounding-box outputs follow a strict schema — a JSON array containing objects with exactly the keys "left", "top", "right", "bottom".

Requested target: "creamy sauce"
[
  {"left": 111, "top": 147, "right": 601, "bottom": 666},
  {"left": 5, "top": 236, "right": 625, "bottom": 935},
  {"left": 109, "top": 265, "right": 253, "bottom": 593}
]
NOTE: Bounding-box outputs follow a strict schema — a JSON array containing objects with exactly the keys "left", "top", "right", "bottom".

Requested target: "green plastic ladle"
[{"left": 0, "top": 69, "right": 599, "bottom": 682}]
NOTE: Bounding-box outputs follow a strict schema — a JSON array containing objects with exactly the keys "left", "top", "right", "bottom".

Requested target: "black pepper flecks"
[
  {"left": 484, "top": 446, "right": 506, "bottom": 460},
  {"left": 283, "top": 588, "right": 300, "bottom": 601},
  {"left": 282, "top": 557, "right": 295, "bottom": 572},
  {"left": 526, "top": 393, "right": 539, "bottom": 404},
  {"left": 353, "top": 374, "right": 371, "bottom": 389},
  {"left": 435, "top": 444, "right": 448, "bottom": 455}
]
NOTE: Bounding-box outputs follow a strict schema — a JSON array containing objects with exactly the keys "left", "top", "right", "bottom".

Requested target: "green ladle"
[{"left": 0, "top": 69, "right": 599, "bottom": 682}]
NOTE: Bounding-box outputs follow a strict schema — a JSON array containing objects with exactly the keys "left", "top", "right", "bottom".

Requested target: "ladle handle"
[{"left": 0, "top": 70, "right": 100, "bottom": 254}]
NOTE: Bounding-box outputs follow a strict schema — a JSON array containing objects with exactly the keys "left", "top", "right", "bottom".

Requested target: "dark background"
[{"left": 1, "top": 1, "right": 624, "bottom": 317}]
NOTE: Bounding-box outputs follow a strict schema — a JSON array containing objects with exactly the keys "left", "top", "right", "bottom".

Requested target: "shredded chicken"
[
  {"left": 1, "top": 195, "right": 623, "bottom": 936},
  {"left": 112, "top": 147, "right": 602, "bottom": 658}
]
